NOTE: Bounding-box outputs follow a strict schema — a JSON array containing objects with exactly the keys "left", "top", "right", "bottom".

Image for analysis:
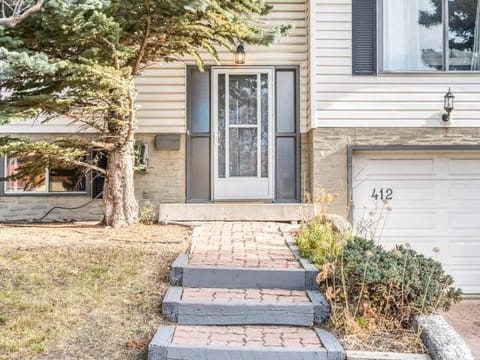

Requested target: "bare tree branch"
[{"left": 0, "top": 0, "right": 43, "bottom": 28}]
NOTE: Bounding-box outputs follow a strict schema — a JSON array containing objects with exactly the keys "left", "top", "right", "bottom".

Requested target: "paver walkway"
[
  {"left": 189, "top": 222, "right": 301, "bottom": 269},
  {"left": 149, "top": 221, "right": 343, "bottom": 359},
  {"left": 442, "top": 298, "right": 480, "bottom": 359},
  {"left": 182, "top": 288, "right": 311, "bottom": 303},
  {"left": 172, "top": 325, "right": 322, "bottom": 348}
]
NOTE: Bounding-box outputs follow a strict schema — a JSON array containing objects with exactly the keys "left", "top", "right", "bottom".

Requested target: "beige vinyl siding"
[
  {"left": 314, "top": 0, "right": 480, "bottom": 128},
  {"left": 0, "top": 0, "right": 307, "bottom": 134}
]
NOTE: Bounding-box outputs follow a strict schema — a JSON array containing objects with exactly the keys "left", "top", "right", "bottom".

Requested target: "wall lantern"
[
  {"left": 442, "top": 88, "right": 455, "bottom": 122},
  {"left": 235, "top": 43, "right": 246, "bottom": 65}
]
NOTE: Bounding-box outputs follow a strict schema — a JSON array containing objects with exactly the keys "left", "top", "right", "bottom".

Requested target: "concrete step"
[
  {"left": 159, "top": 203, "right": 314, "bottom": 222},
  {"left": 163, "top": 287, "right": 330, "bottom": 326},
  {"left": 169, "top": 253, "right": 318, "bottom": 290},
  {"left": 148, "top": 325, "right": 345, "bottom": 360}
]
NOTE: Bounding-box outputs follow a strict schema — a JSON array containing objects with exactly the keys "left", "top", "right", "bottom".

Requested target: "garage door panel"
[
  {"left": 448, "top": 158, "right": 480, "bottom": 176},
  {"left": 353, "top": 211, "right": 441, "bottom": 237},
  {"left": 354, "top": 158, "right": 436, "bottom": 180},
  {"left": 448, "top": 181, "right": 480, "bottom": 201},
  {"left": 352, "top": 151, "right": 480, "bottom": 294},
  {"left": 444, "top": 268, "right": 480, "bottom": 295},
  {"left": 449, "top": 211, "right": 480, "bottom": 230}
]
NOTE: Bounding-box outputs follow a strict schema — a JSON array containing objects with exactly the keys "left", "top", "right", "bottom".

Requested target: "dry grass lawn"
[{"left": 0, "top": 222, "right": 190, "bottom": 360}]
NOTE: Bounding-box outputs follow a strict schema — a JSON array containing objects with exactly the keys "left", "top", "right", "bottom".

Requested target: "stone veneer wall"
[
  {"left": 310, "top": 127, "right": 480, "bottom": 216},
  {"left": 1, "top": 131, "right": 313, "bottom": 221},
  {"left": 0, "top": 133, "right": 186, "bottom": 222},
  {"left": 300, "top": 133, "right": 311, "bottom": 202},
  {"left": 134, "top": 134, "right": 186, "bottom": 211},
  {"left": 0, "top": 196, "right": 103, "bottom": 222}
]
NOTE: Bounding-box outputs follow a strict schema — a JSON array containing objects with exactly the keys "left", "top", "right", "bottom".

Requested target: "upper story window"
[
  {"left": 5, "top": 156, "right": 87, "bottom": 194},
  {"left": 382, "top": 0, "right": 480, "bottom": 72}
]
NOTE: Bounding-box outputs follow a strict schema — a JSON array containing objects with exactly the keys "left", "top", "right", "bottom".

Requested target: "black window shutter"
[
  {"left": 352, "top": 0, "right": 377, "bottom": 75},
  {"left": 92, "top": 152, "right": 107, "bottom": 198}
]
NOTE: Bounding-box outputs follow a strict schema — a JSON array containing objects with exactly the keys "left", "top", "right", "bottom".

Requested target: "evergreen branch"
[{"left": 132, "top": 15, "right": 152, "bottom": 76}]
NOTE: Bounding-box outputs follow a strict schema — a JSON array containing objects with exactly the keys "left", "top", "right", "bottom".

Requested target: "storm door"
[{"left": 212, "top": 68, "right": 274, "bottom": 200}]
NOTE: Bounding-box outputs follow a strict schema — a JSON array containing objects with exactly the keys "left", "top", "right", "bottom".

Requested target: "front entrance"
[{"left": 212, "top": 68, "right": 274, "bottom": 200}]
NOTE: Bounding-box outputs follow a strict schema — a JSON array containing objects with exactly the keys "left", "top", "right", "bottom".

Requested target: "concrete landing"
[{"left": 159, "top": 203, "right": 313, "bottom": 222}]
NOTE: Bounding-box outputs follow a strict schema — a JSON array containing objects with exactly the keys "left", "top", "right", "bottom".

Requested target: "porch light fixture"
[
  {"left": 235, "top": 43, "right": 245, "bottom": 65},
  {"left": 442, "top": 88, "right": 455, "bottom": 122}
]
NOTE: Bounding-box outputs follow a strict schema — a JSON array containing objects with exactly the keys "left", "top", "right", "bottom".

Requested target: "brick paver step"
[
  {"left": 189, "top": 222, "right": 302, "bottom": 269},
  {"left": 148, "top": 325, "right": 345, "bottom": 360},
  {"left": 170, "top": 222, "right": 318, "bottom": 290},
  {"left": 163, "top": 287, "right": 330, "bottom": 326}
]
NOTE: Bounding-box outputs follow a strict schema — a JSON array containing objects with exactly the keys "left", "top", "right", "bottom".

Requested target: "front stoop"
[
  {"left": 169, "top": 254, "right": 318, "bottom": 290},
  {"left": 148, "top": 325, "right": 345, "bottom": 360},
  {"left": 163, "top": 287, "right": 330, "bottom": 326}
]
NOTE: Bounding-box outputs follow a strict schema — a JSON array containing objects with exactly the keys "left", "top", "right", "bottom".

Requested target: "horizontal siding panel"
[
  {"left": 314, "top": 0, "right": 480, "bottom": 128},
  {"left": 1, "top": 0, "right": 307, "bottom": 134},
  {"left": 318, "top": 92, "right": 480, "bottom": 101},
  {"left": 315, "top": 75, "right": 480, "bottom": 84}
]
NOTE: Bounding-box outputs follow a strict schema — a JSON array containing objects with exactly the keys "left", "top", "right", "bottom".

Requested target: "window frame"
[
  {"left": 2, "top": 156, "right": 90, "bottom": 196},
  {"left": 378, "top": 0, "right": 480, "bottom": 74}
]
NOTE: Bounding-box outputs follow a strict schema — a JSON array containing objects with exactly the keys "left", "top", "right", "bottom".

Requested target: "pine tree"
[{"left": 0, "top": 0, "right": 290, "bottom": 227}]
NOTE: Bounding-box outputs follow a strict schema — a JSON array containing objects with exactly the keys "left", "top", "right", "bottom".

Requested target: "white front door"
[{"left": 212, "top": 68, "right": 274, "bottom": 200}]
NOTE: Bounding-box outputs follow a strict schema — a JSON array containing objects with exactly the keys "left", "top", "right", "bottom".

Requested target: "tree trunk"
[{"left": 102, "top": 141, "right": 138, "bottom": 227}]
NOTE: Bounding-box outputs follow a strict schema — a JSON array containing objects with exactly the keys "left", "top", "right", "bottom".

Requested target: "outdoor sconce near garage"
[
  {"left": 235, "top": 43, "right": 246, "bottom": 65},
  {"left": 442, "top": 88, "right": 455, "bottom": 122}
]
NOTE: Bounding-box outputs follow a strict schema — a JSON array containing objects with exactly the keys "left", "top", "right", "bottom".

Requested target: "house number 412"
[{"left": 371, "top": 188, "right": 393, "bottom": 201}]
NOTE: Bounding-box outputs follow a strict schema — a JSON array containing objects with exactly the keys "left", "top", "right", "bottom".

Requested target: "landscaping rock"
[{"left": 413, "top": 314, "right": 474, "bottom": 360}]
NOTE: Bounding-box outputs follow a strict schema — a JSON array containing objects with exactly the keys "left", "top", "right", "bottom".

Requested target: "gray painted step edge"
[
  {"left": 169, "top": 254, "right": 310, "bottom": 290},
  {"left": 169, "top": 233, "right": 319, "bottom": 290},
  {"left": 163, "top": 287, "right": 330, "bottom": 326},
  {"left": 148, "top": 326, "right": 346, "bottom": 360},
  {"left": 283, "top": 230, "right": 319, "bottom": 291}
]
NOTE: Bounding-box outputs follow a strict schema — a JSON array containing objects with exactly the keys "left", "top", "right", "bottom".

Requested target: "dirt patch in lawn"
[{"left": 0, "top": 222, "right": 190, "bottom": 360}]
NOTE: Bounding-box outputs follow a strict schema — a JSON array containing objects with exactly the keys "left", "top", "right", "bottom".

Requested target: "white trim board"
[{"left": 315, "top": 119, "right": 480, "bottom": 128}]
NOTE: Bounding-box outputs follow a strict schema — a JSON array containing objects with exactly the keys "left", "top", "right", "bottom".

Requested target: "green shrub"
[
  {"left": 296, "top": 220, "right": 347, "bottom": 265},
  {"left": 297, "top": 222, "right": 462, "bottom": 331},
  {"left": 333, "top": 238, "right": 462, "bottom": 328}
]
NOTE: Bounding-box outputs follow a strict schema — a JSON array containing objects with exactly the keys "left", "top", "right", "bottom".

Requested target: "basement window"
[{"left": 4, "top": 156, "right": 87, "bottom": 194}]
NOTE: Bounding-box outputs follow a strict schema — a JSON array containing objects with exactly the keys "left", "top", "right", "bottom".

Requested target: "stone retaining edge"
[
  {"left": 346, "top": 351, "right": 431, "bottom": 360},
  {"left": 169, "top": 254, "right": 188, "bottom": 286},
  {"left": 283, "top": 230, "right": 319, "bottom": 290},
  {"left": 162, "top": 287, "right": 182, "bottom": 322},
  {"left": 148, "top": 326, "right": 175, "bottom": 360},
  {"left": 315, "top": 328, "right": 346, "bottom": 360},
  {"left": 413, "top": 314, "right": 474, "bottom": 360},
  {"left": 307, "top": 290, "right": 331, "bottom": 324}
]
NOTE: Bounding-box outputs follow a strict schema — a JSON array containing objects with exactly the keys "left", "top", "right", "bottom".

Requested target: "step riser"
[
  {"left": 176, "top": 303, "right": 314, "bottom": 326},
  {"left": 163, "top": 288, "right": 331, "bottom": 326},
  {"left": 182, "top": 267, "right": 308, "bottom": 290},
  {"left": 148, "top": 326, "right": 346, "bottom": 360},
  {"left": 165, "top": 347, "right": 330, "bottom": 360},
  {"left": 170, "top": 255, "right": 316, "bottom": 290}
]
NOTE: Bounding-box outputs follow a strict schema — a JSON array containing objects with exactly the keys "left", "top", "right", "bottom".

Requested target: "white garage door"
[{"left": 352, "top": 151, "right": 480, "bottom": 294}]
